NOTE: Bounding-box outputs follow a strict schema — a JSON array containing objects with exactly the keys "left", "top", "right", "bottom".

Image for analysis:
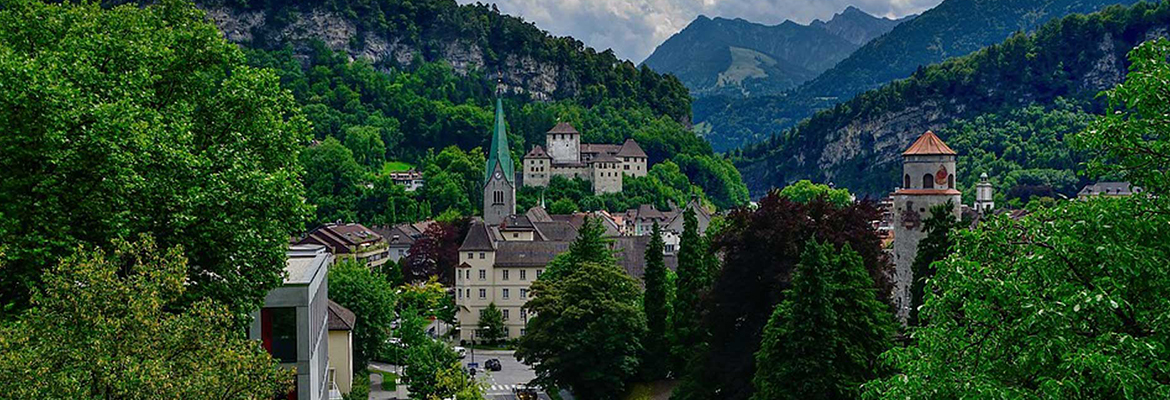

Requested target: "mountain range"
[
  {"left": 695, "top": 0, "right": 1142, "bottom": 152},
  {"left": 642, "top": 7, "right": 912, "bottom": 98},
  {"left": 732, "top": 1, "right": 1170, "bottom": 197}
]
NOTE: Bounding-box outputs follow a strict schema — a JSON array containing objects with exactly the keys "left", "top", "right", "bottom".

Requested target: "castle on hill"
[{"left": 522, "top": 122, "right": 649, "bottom": 194}]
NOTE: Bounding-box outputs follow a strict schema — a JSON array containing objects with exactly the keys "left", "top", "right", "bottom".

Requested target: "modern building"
[
  {"left": 298, "top": 223, "right": 390, "bottom": 269},
  {"left": 388, "top": 169, "right": 425, "bottom": 191},
  {"left": 250, "top": 244, "right": 333, "bottom": 400},
  {"left": 522, "top": 122, "right": 649, "bottom": 194},
  {"left": 1077, "top": 181, "right": 1144, "bottom": 199},
  {"left": 326, "top": 300, "right": 356, "bottom": 398},
  {"left": 891, "top": 131, "right": 962, "bottom": 322}
]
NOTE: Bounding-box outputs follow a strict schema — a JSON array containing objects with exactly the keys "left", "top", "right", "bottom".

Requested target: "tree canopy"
[
  {"left": 0, "top": 0, "right": 309, "bottom": 319},
  {"left": 329, "top": 258, "right": 399, "bottom": 369}
]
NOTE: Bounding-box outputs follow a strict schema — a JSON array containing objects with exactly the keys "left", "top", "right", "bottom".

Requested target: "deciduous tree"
[
  {"left": 477, "top": 302, "right": 507, "bottom": 345},
  {"left": 0, "top": 236, "right": 292, "bottom": 399},
  {"left": 329, "top": 259, "right": 399, "bottom": 369},
  {"left": 0, "top": 0, "right": 309, "bottom": 319},
  {"left": 908, "top": 201, "right": 959, "bottom": 327}
]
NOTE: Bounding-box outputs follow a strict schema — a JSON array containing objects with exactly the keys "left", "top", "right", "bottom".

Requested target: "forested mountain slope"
[
  {"left": 696, "top": 0, "right": 1141, "bottom": 152},
  {"left": 732, "top": 1, "right": 1170, "bottom": 198},
  {"left": 642, "top": 8, "right": 908, "bottom": 98}
]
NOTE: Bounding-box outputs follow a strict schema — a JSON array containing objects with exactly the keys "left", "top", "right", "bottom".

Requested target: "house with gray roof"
[{"left": 521, "top": 122, "right": 649, "bottom": 194}]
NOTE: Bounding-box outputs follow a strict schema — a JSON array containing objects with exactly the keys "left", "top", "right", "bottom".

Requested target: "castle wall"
[
  {"left": 546, "top": 133, "right": 579, "bottom": 164},
  {"left": 523, "top": 158, "right": 550, "bottom": 187},
  {"left": 549, "top": 164, "right": 590, "bottom": 181},
  {"left": 592, "top": 162, "right": 622, "bottom": 194},
  {"left": 622, "top": 156, "right": 648, "bottom": 178}
]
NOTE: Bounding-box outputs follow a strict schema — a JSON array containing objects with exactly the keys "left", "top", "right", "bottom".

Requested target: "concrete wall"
[
  {"left": 328, "top": 330, "right": 353, "bottom": 395},
  {"left": 248, "top": 265, "right": 331, "bottom": 400},
  {"left": 546, "top": 133, "right": 579, "bottom": 164}
]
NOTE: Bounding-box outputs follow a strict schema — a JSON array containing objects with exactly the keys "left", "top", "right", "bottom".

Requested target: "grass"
[
  {"left": 622, "top": 381, "right": 679, "bottom": 400},
  {"left": 381, "top": 161, "right": 414, "bottom": 175},
  {"left": 376, "top": 371, "right": 398, "bottom": 391}
]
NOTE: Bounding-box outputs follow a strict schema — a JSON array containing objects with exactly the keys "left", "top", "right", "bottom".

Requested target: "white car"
[{"left": 454, "top": 346, "right": 467, "bottom": 359}]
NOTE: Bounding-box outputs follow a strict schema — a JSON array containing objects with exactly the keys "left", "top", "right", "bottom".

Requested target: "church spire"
[{"left": 485, "top": 92, "right": 514, "bottom": 185}]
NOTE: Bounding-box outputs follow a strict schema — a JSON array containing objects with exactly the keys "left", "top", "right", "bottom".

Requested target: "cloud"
[{"left": 457, "top": 0, "right": 942, "bottom": 63}]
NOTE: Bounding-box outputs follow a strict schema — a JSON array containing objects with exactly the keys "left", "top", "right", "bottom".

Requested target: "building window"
[
  {"left": 479, "top": 252, "right": 485, "bottom": 259},
  {"left": 536, "top": 270, "right": 543, "bottom": 279},
  {"left": 479, "top": 309, "right": 485, "bottom": 318},
  {"left": 521, "top": 308, "right": 528, "bottom": 321},
  {"left": 261, "top": 307, "right": 297, "bottom": 363},
  {"left": 512, "top": 233, "right": 519, "bottom": 238},
  {"left": 923, "top": 174, "right": 933, "bottom": 189},
  {"left": 479, "top": 270, "right": 486, "bottom": 280},
  {"left": 665, "top": 244, "right": 676, "bottom": 253},
  {"left": 503, "top": 288, "right": 510, "bottom": 299},
  {"left": 904, "top": 174, "right": 911, "bottom": 188},
  {"left": 479, "top": 289, "right": 486, "bottom": 299},
  {"left": 624, "top": 164, "right": 629, "bottom": 170},
  {"left": 503, "top": 270, "right": 510, "bottom": 281},
  {"left": 503, "top": 309, "right": 510, "bottom": 321},
  {"left": 458, "top": 290, "right": 463, "bottom": 299},
  {"left": 520, "top": 270, "right": 527, "bottom": 280},
  {"left": 520, "top": 289, "right": 528, "bottom": 299},
  {"left": 948, "top": 175, "right": 955, "bottom": 189},
  {"left": 521, "top": 328, "right": 526, "bottom": 335}
]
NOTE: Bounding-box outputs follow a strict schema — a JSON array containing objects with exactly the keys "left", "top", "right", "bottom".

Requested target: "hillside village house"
[
  {"left": 455, "top": 97, "right": 703, "bottom": 342},
  {"left": 249, "top": 244, "right": 336, "bottom": 400},
  {"left": 298, "top": 223, "right": 390, "bottom": 269},
  {"left": 389, "top": 169, "right": 425, "bottom": 191}
]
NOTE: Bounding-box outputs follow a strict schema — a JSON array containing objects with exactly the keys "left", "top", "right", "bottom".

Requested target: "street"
[{"left": 463, "top": 349, "right": 551, "bottom": 400}]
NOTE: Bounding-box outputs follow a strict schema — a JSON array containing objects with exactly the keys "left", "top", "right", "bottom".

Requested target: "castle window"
[
  {"left": 904, "top": 174, "right": 911, "bottom": 188},
  {"left": 503, "top": 309, "right": 510, "bottom": 320},
  {"left": 923, "top": 174, "right": 933, "bottom": 189},
  {"left": 948, "top": 175, "right": 955, "bottom": 189},
  {"left": 625, "top": 164, "right": 629, "bottom": 170}
]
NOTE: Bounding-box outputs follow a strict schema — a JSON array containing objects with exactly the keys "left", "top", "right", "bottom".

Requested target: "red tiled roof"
[{"left": 903, "top": 131, "right": 956, "bottom": 156}]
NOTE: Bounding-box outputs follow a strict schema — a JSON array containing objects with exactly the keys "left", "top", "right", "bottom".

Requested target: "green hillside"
[
  {"left": 696, "top": 0, "right": 1140, "bottom": 152},
  {"left": 733, "top": 1, "right": 1170, "bottom": 199}
]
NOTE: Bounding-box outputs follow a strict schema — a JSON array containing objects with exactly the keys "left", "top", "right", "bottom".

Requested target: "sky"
[{"left": 457, "top": 0, "right": 943, "bottom": 63}]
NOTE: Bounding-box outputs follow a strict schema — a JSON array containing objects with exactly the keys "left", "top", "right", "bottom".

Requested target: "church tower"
[
  {"left": 892, "top": 131, "right": 961, "bottom": 322},
  {"left": 483, "top": 95, "right": 515, "bottom": 226},
  {"left": 975, "top": 173, "right": 995, "bottom": 213}
]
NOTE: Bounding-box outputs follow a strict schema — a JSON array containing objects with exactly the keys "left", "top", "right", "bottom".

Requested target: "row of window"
[
  {"left": 904, "top": 173, "right": 955, "bottom": 190},
  {"left": 550, "top": 134, "right": 576, "bottom": 140},
  {"left": 460, "top": 287, "right": 530, "bottom": 300},
  {"left": 458, "top": 266, "right": 543, "bottom": 281},
  {"left": 478, "top": 306, "right": 529, "bottom": 322}
]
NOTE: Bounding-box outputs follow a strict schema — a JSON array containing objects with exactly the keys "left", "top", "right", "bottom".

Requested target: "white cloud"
[{"left": 457, "top": 0, "right": 942, "bottom": 63}]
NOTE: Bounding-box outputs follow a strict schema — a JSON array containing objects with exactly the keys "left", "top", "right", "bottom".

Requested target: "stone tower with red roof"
[{"left": 892, "top": 130, "right": 962, "bottom": 322}]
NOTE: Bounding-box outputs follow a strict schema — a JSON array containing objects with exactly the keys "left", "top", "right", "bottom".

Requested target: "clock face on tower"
[{"left": 494, "top": 171, "right": 503, "bottom": 180}]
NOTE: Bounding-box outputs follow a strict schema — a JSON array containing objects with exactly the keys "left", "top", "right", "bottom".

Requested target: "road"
[{"left": 463, "top": 349, "right": 551, "bottom": 400}]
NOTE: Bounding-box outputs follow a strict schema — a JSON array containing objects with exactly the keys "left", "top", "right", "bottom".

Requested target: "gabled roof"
[
  {"left": 494, "top": 241, "right": 571, "bottom": 267},
  {"left": 525, "top": 145, "right": 551, "bottom": 159},
  {"left": 589, "top": 152, "right": 620, "bottom": 163},
  {"left": 580, "top": 144, "right": 622, "bottom": 155},
  {"left": 616, "top": 139, "right": 647, "bottom": 158},
  {"left": 327, "top": 300, "right": 356, "bottom": 331},
  {"left": 499, "top": 214, "right": 535, "bottom": 231},
  {"left": 526, "top": 206, "right": 552, "bottom": 223},
  {"left": 459, "top": 222, "right": 497, "bottom": 251},
  {"left": 547, "top": 122, "right": 579, "bottom": 135},
  {"left": 902, "top": 131, "right": 956, "bottom": 156},
  {"left": 485, "top": 97, "right": 515, "bottom": 185},
  {"left": 533, "top": 221, "right": 578, "bottom": 242},
  {"left": 371, "top": 224, "right": 421, "bottom": 247}
]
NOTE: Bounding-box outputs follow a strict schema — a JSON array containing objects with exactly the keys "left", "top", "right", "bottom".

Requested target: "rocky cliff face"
[
  {"left": 738, "top": 22, "right": 1168, "bottom": 197},
  {"left": 200, "top": 3, "right": 572, "bottom": 101}
]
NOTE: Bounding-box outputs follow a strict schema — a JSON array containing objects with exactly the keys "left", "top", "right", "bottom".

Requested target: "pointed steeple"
[{"left": 485, "top": 94, "right": 515, "bottom": 185}]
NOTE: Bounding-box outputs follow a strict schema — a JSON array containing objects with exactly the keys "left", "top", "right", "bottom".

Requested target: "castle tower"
[
  {"left": 545, "top": 122, "right": 580, "bottom": 164},
  {"left": 892, "top": 131, "right": 961, "bottom": 322},
  {"left": 975, "top": 173, "right": 994, "bottom": 213},
  {"left": 483, "top": 95, "right": 515, "bottom": 225}
]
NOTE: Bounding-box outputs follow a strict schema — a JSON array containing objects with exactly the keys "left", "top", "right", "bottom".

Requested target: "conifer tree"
[
  {"left": 908, "top": 201, "right": 959, "bottom": 326},
  {"left": 751, "top": 239, "right": 895, "bottom": 400},
  {"left": 672, "top": 207, "right": 715, "bottom": 369},
  {"left": 642, "top": 222, "right": 671, "bottom": 378},
  {"left": 477, "top": 302, "right": 507, "bottom": 345}
]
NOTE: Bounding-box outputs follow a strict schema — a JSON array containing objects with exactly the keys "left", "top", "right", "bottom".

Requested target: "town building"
[
  {"left": 249, "top": 244, "right": 334, "bottom": 400},
  {"left": 327, "top": 300, "right": 356, "bottom": 398},
  {"left": 389, "top": 169, "right": 425, "bottom": 191},
  {"left": 620, "top": 201, "right": 712, "bottom": 254},
  {"left": 298, "top": 223, "right": 390, "bottom": 269},
  {"left": 456, "top": 98, "right": 684, "bottom": 342},
  {"left": 974, "top": 172, "right": 995, "bottom": 212},
  {"left": 891, "top": 131, "right": 962, "bottom": 322},
  {"left": 522, "top": 122, "right": 649, "bottom": 194},
  {"left": 372, "top": 221, "right": 434, "bottom": 263},
  {"left": 1077, "top": 181, "right": 1144, "bottom": 199}
]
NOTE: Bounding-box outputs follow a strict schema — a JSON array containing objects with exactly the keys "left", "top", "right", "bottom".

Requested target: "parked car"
[
  {"left": 454, "top": 346, "right": 467, "bottom": 359},
  {"left": 513, "top": 385, "right": 538, "bottom": 400},
  {"left": 484, "top": 358, "right": 502, "bottom": 371}
]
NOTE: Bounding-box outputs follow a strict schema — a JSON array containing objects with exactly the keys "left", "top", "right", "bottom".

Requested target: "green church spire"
[{"left": 485, "top": 94, "right": 515, "bottom": 185}]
